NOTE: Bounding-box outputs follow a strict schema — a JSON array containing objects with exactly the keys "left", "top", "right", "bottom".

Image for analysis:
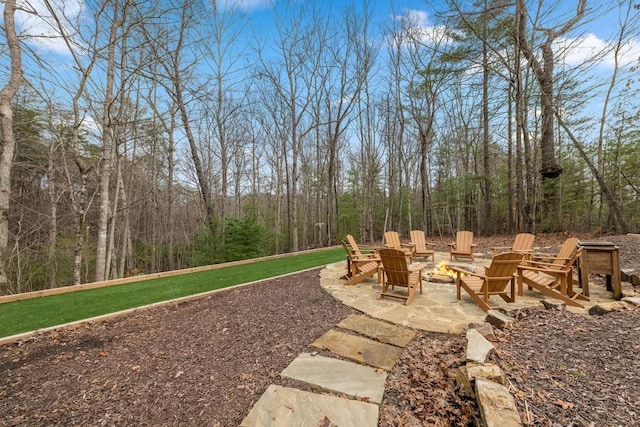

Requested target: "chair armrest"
[
  {"left": 449, "top": 266, "right": 484, "bottom": 279},
  {"left": 517, "top": 265, "right": 570, "bottom": 275},
  {"left": 531, "top": 253, "right": 560, "bottom": 262},
  {"left": 521, "top": 258, "right": 571, "bottom": 268},
  {"left": 408, "top": 262, "right": 427, "bottom": 272},
  {"left": 353, "top": 255, "right": 380, "bottom": 262},
  {"left": 357, "top": 246, "right": 379, "bottom": 254}
]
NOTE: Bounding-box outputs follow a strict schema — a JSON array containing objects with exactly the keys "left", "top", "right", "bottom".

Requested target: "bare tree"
[
  {"left": 254, "top": 0, "right": 327, "bottom": 251},
  {"left": 320, "top": 1, "right": 375, "bottom": 245},
  {"left": 0, "top": 0, "right": 22, "bottom": 294},
  {"left": 202, "top": 2, "right": 249, "bottom": 227},
  {"left": 140, "top": 1, "right": 217, "bottom": 240},
  {"left": 399, "top": 10, "right": 453, "bottom": 235},
  {"left": 94, "top": 0, "right": 131, "bottom": 282}
]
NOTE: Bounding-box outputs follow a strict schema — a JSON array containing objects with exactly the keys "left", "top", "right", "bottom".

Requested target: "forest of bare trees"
[{"left": 0, "top": 0, "right": 638, "bottom": 293}]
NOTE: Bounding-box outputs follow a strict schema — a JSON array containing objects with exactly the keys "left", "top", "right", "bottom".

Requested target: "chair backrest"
[
  {"left": 410, "top": 230, "right": 427, "bottom": 251},
  {"left": 552, "top": 237, "right": 579, "bottom": 267},
  {"left": 455, "top": 231, "right": 474, "bottom": 253},
  {"left": 485, "top": 252, "right": 523, "bottom": 291},
  {"left": 346, "top": 234, "right": 364, "bottom": 257},
  {"left": 378, "top": 248, "right": 410, "bottom": 286},
  {"left": 341, "top": 240, "right": 353, "bottom": 258},
  {"left": 384, "top": 231, "right": 402, "bottom": 250},
  {"left": 512, "top": 233, "right": 535, "bottom": 252}
]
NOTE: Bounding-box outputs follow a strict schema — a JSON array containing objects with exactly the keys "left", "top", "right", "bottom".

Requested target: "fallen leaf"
[
  {"left": 98, "top": 351, "right": 109, "bottom": 358},
  {"left": 553, "top": 399, "right": 574, "bottom": 409}
]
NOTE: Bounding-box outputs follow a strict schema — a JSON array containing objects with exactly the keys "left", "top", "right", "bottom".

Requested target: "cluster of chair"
[
  {"left": 341, "top": 231, "right": 590, "bottom": 311},
  {"left": 340, "top": 231, "right": 435, "bottom": 305}
]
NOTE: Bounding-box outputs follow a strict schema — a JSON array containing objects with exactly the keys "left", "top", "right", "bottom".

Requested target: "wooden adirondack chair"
[
  {"left": 377, "top": 248, "right": 426, "bottom": 305},
  {"left": 383, "top": 231, "right": 415, "bottom": 262},
  {"left": 531, "top": 237, "right": 578, "bottom": 265},
  {"left": 409, "top": 230, "right": 436, "bottom": 262},
  {"left": 341, "top": 240, "right": 380, "bottom": 286},
  {"left": 517, "top": 238, "right": 589, "bottom": 308},
  {"left": 491, "top": 233, "right": 535, "bottom": 257},
  {"left": 346, "top": 234, "right": 378, "bottom": 259},
  {"left": 451, "top": 252, "right": 523, "bottom": 312},
  {"left": 449, "top": 231, "right": 475, "bottom": 262}
]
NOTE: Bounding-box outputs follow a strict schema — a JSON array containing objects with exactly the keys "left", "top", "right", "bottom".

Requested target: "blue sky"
[{"left": 14, "top": 0, "right": 639, "bottom": 71}]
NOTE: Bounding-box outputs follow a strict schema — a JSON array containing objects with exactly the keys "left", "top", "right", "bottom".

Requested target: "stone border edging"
[{"left": 459, "top": 297, "right": 640, "bottom": 427}]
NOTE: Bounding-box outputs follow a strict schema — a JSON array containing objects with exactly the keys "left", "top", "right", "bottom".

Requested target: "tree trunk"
[
  {"left": 516, "top": 0, "right": 586, "bottom": 230},
  {"left": 47, "top": 139, "right": 59, "bottom": 288},
  {"left": 0, "top": 0, "right": 22, "bottom": 294},
  {"left": 481, "top": 34, "right": 492, "bottom": 235},
  {"left": 95, "top": 2, "right": 123, "bottom": 282}
]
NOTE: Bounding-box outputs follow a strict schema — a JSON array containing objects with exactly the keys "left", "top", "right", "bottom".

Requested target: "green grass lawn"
[{"left": 0, "top": 249, "right": 344, "bottom": 339}]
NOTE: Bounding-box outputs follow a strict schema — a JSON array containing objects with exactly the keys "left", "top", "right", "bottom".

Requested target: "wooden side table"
[{"left": 578, "top": 241, "right": 622, "bottom": 300}]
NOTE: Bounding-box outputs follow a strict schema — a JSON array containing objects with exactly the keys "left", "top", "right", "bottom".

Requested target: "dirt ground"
[{"left": 1, "top": 233, "right": 639, "bottom": 426}]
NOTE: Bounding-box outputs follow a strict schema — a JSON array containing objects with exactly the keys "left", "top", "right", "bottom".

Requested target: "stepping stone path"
[
  {"left": 240, "top": 315, "right": 416, "bottom": 426},
  {"left": 310, "top": 329, "right": 403, "bottom": 371}
]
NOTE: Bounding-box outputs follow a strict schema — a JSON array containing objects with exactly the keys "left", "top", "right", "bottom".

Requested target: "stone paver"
[
  {"left": 281, "top": 352, "right": 387, "bottom": 403},
  {"left": 311, "top": 329, "right": 403, "bottom": 371},
  {"left": 240, "top": 385, "right": 379, "bottom": 427},
  {"left": 337, "top": 314, "right": 416, "bottom": 347}
]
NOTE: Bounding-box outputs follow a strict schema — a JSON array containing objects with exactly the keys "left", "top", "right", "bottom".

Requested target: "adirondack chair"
[
  {"left": 346, "top": 234, "right": 378, "bottom": 259},
  {"left": 451, "top": 252, "right": 523, "bottom": 312},
  {"left": 531, "top": 237, "right": 578, "bottom": 264},
  {"left": 491, "top": 233, "right": 535, "bottom": 257},
  {"left": 517, "top": 238, "right": 589, "bottom": 308},
  {"left": 409, "top": 230, "right": 436, "bottom": 262},
  {"left": 449, "top": 231, "right": 475, "bottom": 262},
  {"left": 377, "top": 248, "right": 426, "bottom": 305},
  {"left": 341, "top": 240, "right": 380, "bottom": 286},
  {"left": 383, "top": 231, "right": 415, "bottom": 262}
]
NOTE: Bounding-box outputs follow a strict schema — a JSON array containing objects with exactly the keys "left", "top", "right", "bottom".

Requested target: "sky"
[
  {"left": 11, "top": 0, "right": 640, "bottom": 71},
  {"left": 4, "top": 0, "right": 638, "bottom": 186}
]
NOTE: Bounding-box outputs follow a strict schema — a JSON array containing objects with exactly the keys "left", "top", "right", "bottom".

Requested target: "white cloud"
[
  {"left": 392, "top": 9, "right": 454, "bottom": 47},
  {"left": 556, "top": 32, "right": 640, "bottom": 68},
  {"left": 217, "top": 0, "right": 273, "bottom": 13},
  {"left": 15, "top": 0, "right": 83, "bottom": 55}
]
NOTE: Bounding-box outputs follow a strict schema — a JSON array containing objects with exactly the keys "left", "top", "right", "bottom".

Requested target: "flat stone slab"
[
  {"left": 337, "top": 314, "right": 416, "bottom": 347},
  {"left": 311, "top": 329, "right": 403, "bottom": 371},
  {"left": 466, "top": 328, "right": 495, "bottom": 363},
  {"left": 240, "top": 384, "right": 379, "bottom": 427},
  {"left": 475, "top": 378, "right": 522, "bottom": 427},
  {"left": 281, "top": 353, "right": 387, "bottom": 403}
]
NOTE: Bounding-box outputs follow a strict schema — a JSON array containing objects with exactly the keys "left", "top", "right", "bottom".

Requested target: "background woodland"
[{"left": 0, "top": 0, "right": 639, "bottom": 294}]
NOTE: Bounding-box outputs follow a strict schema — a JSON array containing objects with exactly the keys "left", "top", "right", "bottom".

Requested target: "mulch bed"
[
  {"left": 1, "top": 234, "right": 639, "bottom": 426},
  {"left": 491, "top": 306, "right": 640, "bottom": 426},
  {"left": 0, "top": 270, "right": 359, "bottom": 426}
]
